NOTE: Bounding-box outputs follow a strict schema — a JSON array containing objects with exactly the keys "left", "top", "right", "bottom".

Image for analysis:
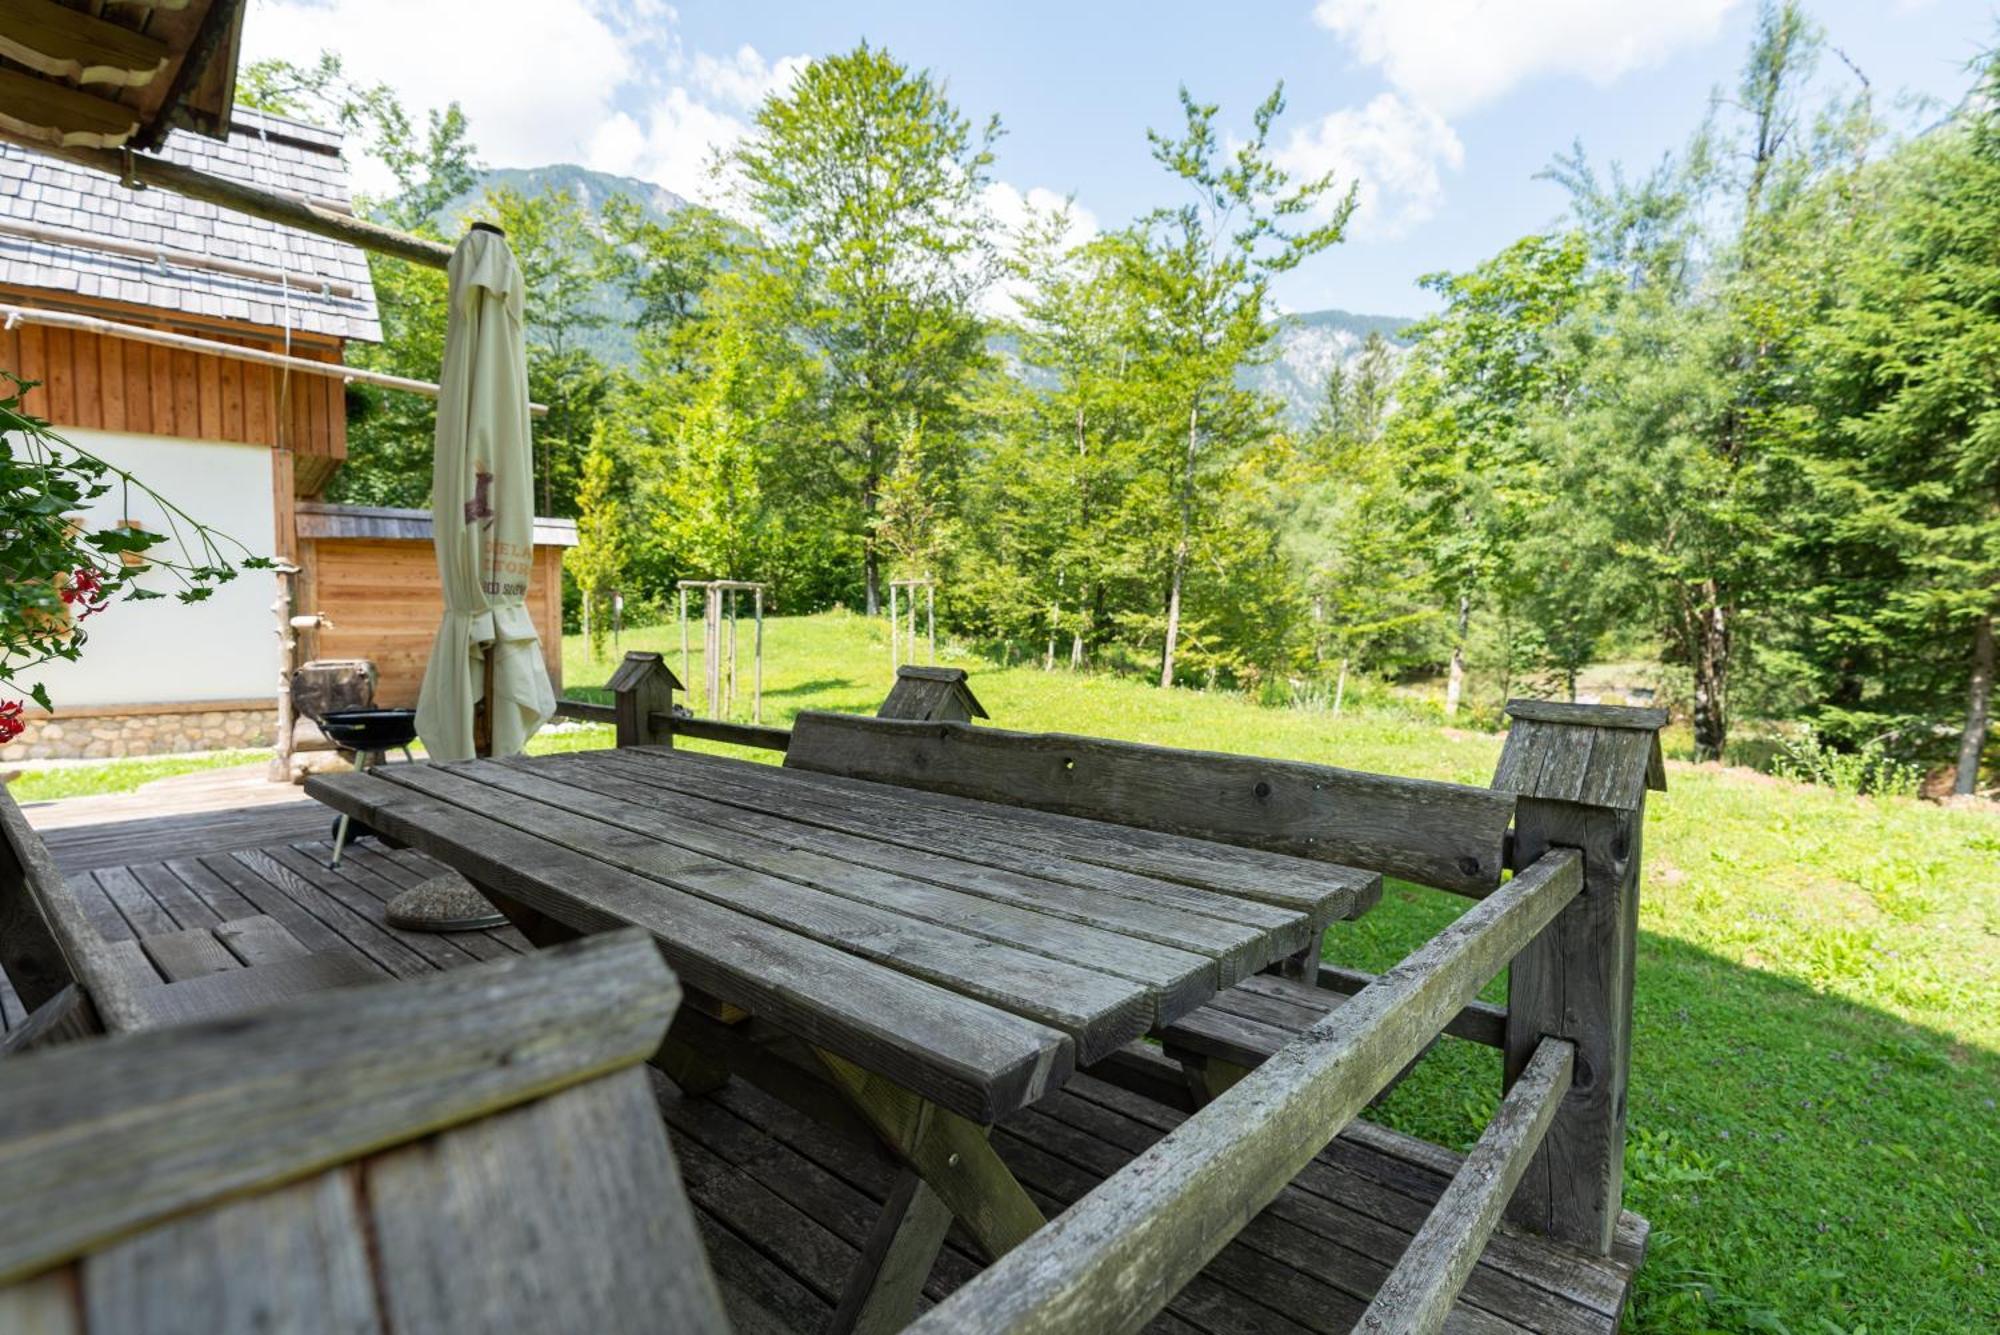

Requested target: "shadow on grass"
[
  {"left": 763, "top": 676, "right": 859, "bottom": 698},
  {"left": 1324, "top": 880, "right": 1998, "bottom": 1334}
]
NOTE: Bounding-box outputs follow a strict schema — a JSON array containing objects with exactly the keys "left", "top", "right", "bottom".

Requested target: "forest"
[{"left": 241, "top": 1, "right": 1999, "bottom": 796}]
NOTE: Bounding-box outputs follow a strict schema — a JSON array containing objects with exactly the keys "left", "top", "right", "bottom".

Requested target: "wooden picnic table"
[{"left": 308, "top": 743, "right": 1380, "bottom": 1330}]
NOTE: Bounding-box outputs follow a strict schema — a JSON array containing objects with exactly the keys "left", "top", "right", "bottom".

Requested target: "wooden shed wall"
[
  {"left": 0, "top": 297, "right": 348, "bottom": 495},
  {"left": 299, "top": 537, "right": 566, "bottom": 708}
]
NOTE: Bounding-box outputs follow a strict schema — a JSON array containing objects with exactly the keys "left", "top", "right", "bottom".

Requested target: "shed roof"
[
  {"left": 0, "top": 109, "right": 380, "bottom": 343},
  {"left": 297, "top": 502, "right": 580, "bottom": 549}
]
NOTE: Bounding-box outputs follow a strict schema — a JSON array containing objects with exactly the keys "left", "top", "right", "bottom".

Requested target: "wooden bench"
[
  {"left": 0, "top": 929, "right": 730, "bottom": 1334},
  {"left": 766, "top": 695, "right": 1661, "bottom": 1333},
  {"left": 0, "top": 784, "right": 384, "bottom": 1047},
  {"left": 590, "top": 661, "right": 1671, "bottom": 1331}
]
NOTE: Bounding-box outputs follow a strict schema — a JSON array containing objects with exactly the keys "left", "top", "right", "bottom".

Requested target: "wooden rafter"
[
  {"left": 0, "top": 0, "right": 171, "bottom": 88},
  {"left": 0, "top": 65, "right": 140, "bottom": 148}
]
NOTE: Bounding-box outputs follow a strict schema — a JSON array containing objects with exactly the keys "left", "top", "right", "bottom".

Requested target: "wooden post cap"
[
  {"left": 877, "top": 666, "right": 988, "bottom": 723},
  {"left": 607, "top": 651, "right": 686, "bottom": 695},
  {"left": 1492, "top": 698, "right": 1667, "bottom": 811}
]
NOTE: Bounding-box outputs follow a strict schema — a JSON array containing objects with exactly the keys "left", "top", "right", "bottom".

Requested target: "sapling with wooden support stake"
[
  {"left": 889, "top": 575, "right": 937, "bottom": 669},
  {"left": 677, "top": 579, "right": 767, "bottom": 724}
]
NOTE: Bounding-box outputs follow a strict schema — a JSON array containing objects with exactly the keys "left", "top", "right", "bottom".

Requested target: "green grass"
[
  {"left": 3, "top": 750, "right": 274, "bottom": 803},
  {"left": 569, "top": 611, "right": 2000, "bottom": 1333}
]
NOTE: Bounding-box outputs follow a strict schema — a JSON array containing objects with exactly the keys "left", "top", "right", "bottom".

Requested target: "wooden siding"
[
  {"left": 0, "top": 294, "right": 347, "bottom": 495},
  {"left": 298, "top": 537, "right": 565, "bottom": 708}
]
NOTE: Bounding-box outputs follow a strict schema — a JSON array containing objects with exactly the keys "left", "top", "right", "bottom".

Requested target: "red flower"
[
  {"left": 0, "top": 701, "right": 22, "bottom": 746},
  {"left": 60, "top": 566, "right": 109, "bottom": 619}
]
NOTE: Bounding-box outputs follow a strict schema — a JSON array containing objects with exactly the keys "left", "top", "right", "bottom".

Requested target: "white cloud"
[
  {"left": 1312, "top": 0, "right": 1742, "bottom": 117},
  {"left": 242, "top": 1, "right": 806, "bottom": 207},
  {"left": 979, "top": 182, "right": 1100, "bottom": 319},
  {"left": 246, "top": 0, "right": 636, "bottom": 171},
  {"left": 1275, "top": 93, "right": 1463, "bottom": 238},
  {"left": 692, "top": 45, "right": 809, "bottom": 109},
  {"left": 586, "top": 90, "right": 751, "bottom": 205}
]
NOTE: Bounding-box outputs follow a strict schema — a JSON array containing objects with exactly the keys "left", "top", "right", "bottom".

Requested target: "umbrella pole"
[{"left": 474, "top": 642, "right": 495, "bottom": 758}]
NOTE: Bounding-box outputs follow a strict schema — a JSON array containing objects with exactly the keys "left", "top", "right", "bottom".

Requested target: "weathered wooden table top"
[{"left": 309, "top": 746, "right": 1378, "bottom": 1123}]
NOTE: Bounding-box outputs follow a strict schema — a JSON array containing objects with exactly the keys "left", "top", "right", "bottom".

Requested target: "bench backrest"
[
  {"left": 0, "top": 785, "right": 87, "bottom": 1018},
  {"left": 784, "top": 712, "right": 1517, "bottom": 895},
  {"left": 0, "top": 929, "right": 728, "bottom": 1334}
]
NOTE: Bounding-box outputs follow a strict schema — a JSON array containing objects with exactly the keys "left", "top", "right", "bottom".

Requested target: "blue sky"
[{"left": 247, "top": 1, "right": 1996, "bottom": 317}]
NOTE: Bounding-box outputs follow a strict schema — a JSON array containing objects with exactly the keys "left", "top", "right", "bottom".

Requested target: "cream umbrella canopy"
[{"left": 413, "top": 223, "right": 555, "bottom": 762}]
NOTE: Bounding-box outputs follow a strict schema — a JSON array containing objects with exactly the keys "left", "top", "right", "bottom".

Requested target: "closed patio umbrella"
[
  {"left": 393, "top": 223, "right": 553, "bottom": 933},
  {"left": 414, "top": 222, "right": 555, "bottom": 762}
]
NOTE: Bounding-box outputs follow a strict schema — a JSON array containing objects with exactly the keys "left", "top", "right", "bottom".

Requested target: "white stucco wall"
[{"left": 19, "top": 428, "right": 278, "bottom": 709}]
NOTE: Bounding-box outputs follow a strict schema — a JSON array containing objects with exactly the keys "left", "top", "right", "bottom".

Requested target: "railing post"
[
  {"left": 877, "top": 665, "right": 989, "bottom": 723},
  {"left": 1491, "top": 699, "right": 1667, "bottom": 1253},
  {"left": 608, "top": 651, "right": 685, "bottom": 748}
]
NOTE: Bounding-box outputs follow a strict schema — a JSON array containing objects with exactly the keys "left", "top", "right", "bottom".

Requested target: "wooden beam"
[
  {"left": 0, "top": 131, "right": 454, "bottom": 268},
  {"left": 784, "top": 711, "right": 1517, "bottom": 895},
  {"left": 901, "top": 847, "right": 1582, "bottom": 1335},
  {"left": 1312, "top": 962, "right": 1507, "bottom": 1048},
  {"left": 0, "top": 0, "right": 170, "bottom": 87},
  {"left": 0, "top": 929, "right": 679, "bottom": 1285},
  {"left": 0, "top": 303, "right": 550, "bottom": 415},
  {"left": 1355, "top": 1037, "right": 1575, "bottom": 1334},
  {"left": 0, "top": 66, "right": 140, "bottom": 148}
]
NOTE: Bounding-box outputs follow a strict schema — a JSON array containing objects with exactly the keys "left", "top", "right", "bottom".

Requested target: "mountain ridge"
[{"left": 454, "top": 163, "right": 1415, "bottom": 420}]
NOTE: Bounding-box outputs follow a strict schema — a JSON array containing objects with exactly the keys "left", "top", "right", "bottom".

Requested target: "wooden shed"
[{"left": 295, "top": 503, "right": 575, "bottom": 709}]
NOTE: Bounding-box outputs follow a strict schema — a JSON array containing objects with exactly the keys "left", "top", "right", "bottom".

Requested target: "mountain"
[
  {"left": 443, "top": 165, "right": 686, "bottom": 366},
  {"left": 448, "top": 164, "right": 1414, "bottom": 410},
  {"left": 1249, "top": 309, "right": 1416, "bottom": 425},
  {"left": 444, "top": 163, "right": 686, "bottom": 231}
]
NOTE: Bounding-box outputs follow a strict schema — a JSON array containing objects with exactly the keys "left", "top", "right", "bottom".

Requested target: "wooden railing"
[{"left": 909, "top": 847, "right": 1584, "bottom": 1334}]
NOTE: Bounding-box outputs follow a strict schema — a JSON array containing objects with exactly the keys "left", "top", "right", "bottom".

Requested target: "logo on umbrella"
[{"left": 464, "top": 465, "right": 495, "bottom": 529}]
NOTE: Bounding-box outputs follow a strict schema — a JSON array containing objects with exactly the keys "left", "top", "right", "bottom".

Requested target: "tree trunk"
[
  {"left": 1443, "top": 593, "right": 1470, "bottom": 717},
  {"left": 1690, "top": 583, "right": 1731, "bottom": 763},
  {"left": 1159, "top": 403, "right": 1198, "bottom": 690},
  {"left": 1333, "top": 657, "right": 1348, "bottom": 717},
  {"left": 1955, "top": 610, "right": 1994, "bottom": 796}
]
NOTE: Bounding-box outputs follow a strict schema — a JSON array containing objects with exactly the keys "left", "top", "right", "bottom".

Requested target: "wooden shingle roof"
[{"left": 0, "top": 108, "right": 379, "bottom": 342}]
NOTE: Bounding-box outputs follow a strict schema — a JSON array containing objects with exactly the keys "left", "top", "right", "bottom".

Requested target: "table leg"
[
  {"left": 814, "top": 1048, "right": 1045, "bottom": 1262},
  {"left": 826, "top": 1169, "right": 954, "bottom": 1335}
]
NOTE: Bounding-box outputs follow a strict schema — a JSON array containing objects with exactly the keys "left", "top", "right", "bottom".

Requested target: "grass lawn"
[
  {"left": 3, "top": 750, "right": 274, "bottom": 803},
  {"left": 568, "top": 611, "right": 1999, "bottom": 1334}
]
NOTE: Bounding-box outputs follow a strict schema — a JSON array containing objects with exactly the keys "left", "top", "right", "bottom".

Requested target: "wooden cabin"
[{"left": 0, "top": 110, "right": 572, "bottom": 762}]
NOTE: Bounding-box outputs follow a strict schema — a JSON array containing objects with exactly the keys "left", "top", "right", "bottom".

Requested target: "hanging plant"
[{"left": 1, "top": 372, "right": 272, "bottom": 714}]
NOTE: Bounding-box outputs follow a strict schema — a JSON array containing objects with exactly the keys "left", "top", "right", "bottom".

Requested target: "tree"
[
  {"left": 1385, "top": 230, "right": 1592, "bottom": 716},
  {"left": 469, "top": 187, "right": 614, "bottom": 517},
  {"left": 1807, "top": 52, "right": 2000, "bottom": 793},
  {"left": 1111, "top": 85, "right": 1351, "bottom": 687},
  {"left": 982, "top": 207, "right": 1146, "bottom": 667},
  {"left": 566, "top": 426, "right": 625, "bottom": 662},
  {"left": 731, "top": 44, "right": 999, "bottom": 614}
]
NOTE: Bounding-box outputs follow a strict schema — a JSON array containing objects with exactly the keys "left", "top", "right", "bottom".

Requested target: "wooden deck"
[{"left": 1, "top": 807, "right": 1644, "bottom": 1334}]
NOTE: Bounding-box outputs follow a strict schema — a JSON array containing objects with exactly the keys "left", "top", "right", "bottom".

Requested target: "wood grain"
[
  {"left": 0, "top": 930, "right": 678, "bottom": 1283},
  {"left": 899, "top": 848, "right": 1581, "bottom": 1335},
  {"left": 308, "top": 768, "right": 1073, "bottom": 1122},
  {"left": 784, "top": 712, "right": 1513, "bottom": 895},
  {"left": 1357, "top": 1038, "right": 1574, "bottom": 1334}
]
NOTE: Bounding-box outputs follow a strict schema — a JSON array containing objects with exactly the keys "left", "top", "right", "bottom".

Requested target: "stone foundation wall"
[{"left": 1, "top": 707, "right": 275, "bottom": 763}]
